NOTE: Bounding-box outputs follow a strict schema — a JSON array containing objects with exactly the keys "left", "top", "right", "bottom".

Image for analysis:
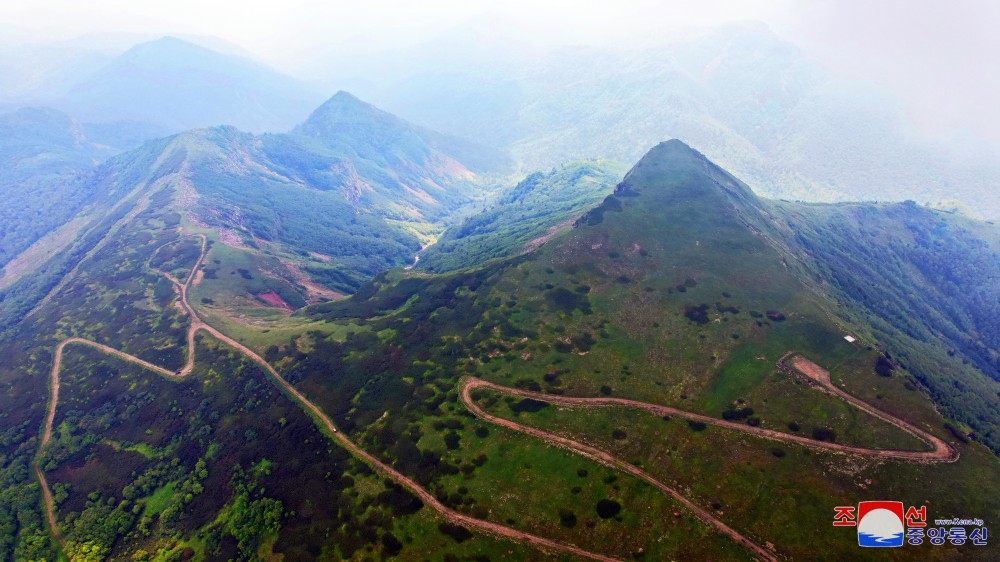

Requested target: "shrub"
[
  {"left": 596, "top": 499, "right": 622, "bottom": 519},
  {"left": 876, "top": 356, "right": 895, "bottom": 377},
  {"left": 559, "top": 509, "right": 578, "bottom": 528},
  {"left": 687, "top": 420, "right": 707, "bottom": 432},
  {"left": 381, "top": 532, "right": 403, "bottom": 556},
  {"left": 510, "top": 398, "right": 549, "bottom": 413},
  {"left": 438, "top": 522, "right": 472, "bottom": 543},
  {"left": 722, "top": 407, "right": 754, "bottom": 421},
  {"left": 684, "top": 304, "right": 710, "bottom": 324},
  {"left": 812, "top": 427, "right": 837, "bottom": 442}
]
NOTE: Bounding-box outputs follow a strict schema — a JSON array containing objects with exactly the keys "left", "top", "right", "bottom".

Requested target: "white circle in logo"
[{"left": 858, "top": 508, "right": 904, "bottom": 543}]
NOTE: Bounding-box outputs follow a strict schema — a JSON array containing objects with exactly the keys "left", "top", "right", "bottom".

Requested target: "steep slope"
[
  {"left": 768, "top": 200, "right": 1000, "bottom": 448},
  {"left": 3, "top": 139, "right": 997, "bottom": 560},
  {"left": 0, "top": 92, "right": 498, "bottom": 329},
  {"left": 419, "top": 160, "right": 626, "bottom": 272},
  {"left": 0, "top": 107, "right": 127, "bottom": 272},
  {"left": 293, "top": 140, "right": 997, "bottom": 559},
  {"left": 290, "top": 91, "right": 510, "bottom": 176},
  {"left": 261, "top": 91, "right": 507, "bottom": 226},
  {"left": 57, "top": 36, "right": 326, "bottom": 133}
]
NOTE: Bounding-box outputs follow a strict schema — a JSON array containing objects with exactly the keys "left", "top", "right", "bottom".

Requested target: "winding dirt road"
[
  {"left": 458, "top": 367, "right": 958, "bottom": 561},
  {"left": 35, "top": 235, "right": 623, "bottom": 562},
  {"left": 34, "top": 233, "right": 959, "bottom": 562},
  {"left": 461, "top": 370, "right": 957, "bottom": 466}
]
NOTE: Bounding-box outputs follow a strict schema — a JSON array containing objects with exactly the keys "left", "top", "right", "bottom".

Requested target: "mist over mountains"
[
  {"left": 3, "top": 27, "right": 998, "bottom": 215},
  {"left": 351, "top": 22, "right": 1000, "bottom": 216},
  {"left": 0, "top": 16, "right": 998, "bottom": 562},
  {"left": 0, "top": 35, "right": 326, "bottom": 134}
]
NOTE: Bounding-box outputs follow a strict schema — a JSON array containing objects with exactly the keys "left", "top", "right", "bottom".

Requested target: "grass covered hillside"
[
  {"left": 419, "top": 160, "right": 626, "bottom": 273},
  {"left": 2, "top": 139, "right": 996, "bottom": 561},
  {"left": 0, "top": 91, "right": 506, "bottom": 333},
  {"left": 767, "top": 199, "right": 1000, "bottom": 451},
  {"left": 289, "top": 140, "right": 998, "bottom": 559}
]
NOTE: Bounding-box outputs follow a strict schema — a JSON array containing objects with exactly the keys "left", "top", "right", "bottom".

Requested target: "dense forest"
[{"left": 775, "top": 200, "right": 1000, "bottom": 451}]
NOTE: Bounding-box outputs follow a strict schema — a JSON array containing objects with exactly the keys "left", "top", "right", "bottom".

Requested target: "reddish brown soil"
[{"left": 255, "top": 290, "right": 293, "bottom": 311}]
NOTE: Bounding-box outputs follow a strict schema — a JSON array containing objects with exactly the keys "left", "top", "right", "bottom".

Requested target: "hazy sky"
[{"left": 2, "top": 0, "right": 998, "bottom": 141}]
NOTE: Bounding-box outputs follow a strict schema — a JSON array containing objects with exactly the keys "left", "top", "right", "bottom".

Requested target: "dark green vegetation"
[
  {"left": 0, "top": 107, "right": 162, "bottom": 272},
  {"left": 1, "top": 91, "right": 508, "bottom": 327},
  {"left": 2, "top": 138, "right": 998, "bottom": 560},
  {"left": 767, "top": 199, "right": 1000, "bottom": 450},
  {"left": 0, "top": 138, "right": 185, "bottom": 332},
  {"left": 175, "top": 92, "right": 506, "bottom": 293},
  {"left": 419, "top": 160, "right": 625, "bottom": 272},
  {"left": 0, "top": 180, "right": 529, "bottom": 561}
]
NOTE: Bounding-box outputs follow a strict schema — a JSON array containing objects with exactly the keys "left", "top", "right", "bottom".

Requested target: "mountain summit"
[
  {"left": 58, "top": 36, "right": 325, "bottom": 132},
  {"left": 295, "top": 91, "right": 404, "bottom": 136},
  {"left": 294, "top": 90, "right": 509, "bottom": 174},
  {"left": 619, "top": 140, "right": 760, "bottom": 205}
]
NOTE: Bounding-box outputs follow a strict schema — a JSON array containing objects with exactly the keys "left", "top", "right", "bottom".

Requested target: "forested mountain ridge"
[
  {"left": 0, "top": 138, "right": 997, "bottom": 560},
  {"left": 0, "top": 106, "right": 143, "bottom": 271},
  {"left": 418, "top": 159, "right": 625, "bottom": 272},
  {"left": 0, "top": 91, "right": 502, "bottom": 332}
]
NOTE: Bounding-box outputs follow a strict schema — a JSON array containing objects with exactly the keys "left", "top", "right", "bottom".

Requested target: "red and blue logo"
[
  {"left": 835, "top": 501, "right": 987, "bottom": 548},
  {"left": 856, "top": 501, "right": 905, "bottom": 547}
]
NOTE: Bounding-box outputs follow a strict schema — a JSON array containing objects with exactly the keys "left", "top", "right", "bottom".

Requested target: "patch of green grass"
[{"left": 142, "top": 482, "right": 176, "bottom": 517}]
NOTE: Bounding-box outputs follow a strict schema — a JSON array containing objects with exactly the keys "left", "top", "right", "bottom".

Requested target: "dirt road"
[
  {"left": 35, "top": 235, "right": 624, "bottom": 562},
  {"left": 461, "top": 373, "right": 957, "bottom": 465},
  {"left": 35, "top": 232, "right": 957, "bottom": 561}
]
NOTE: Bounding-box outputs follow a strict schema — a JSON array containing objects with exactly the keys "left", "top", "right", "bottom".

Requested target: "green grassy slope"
[
  {"left": 293, "top": 140, "right": 999, "bottom": 560},
  {"left": 419, "top": 160, "right": 626, "bottom": 273},
  {"left": 767, "top": 200, "right": 1000, "bottom": 451},
  {"left": 1, "top": 91, "right": 507, "bottom": 325},
  {"left": 2, "top": 139, "right": 997, "bottom": 561}
]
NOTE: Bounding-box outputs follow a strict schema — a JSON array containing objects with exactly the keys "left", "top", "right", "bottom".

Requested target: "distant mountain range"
[
  {"left": 57, "top": 37, "right": 326, "bottom": 133},
  {"left": 354, "top": 22, "right": 1000, "bottom": 217},
  {"left": 0, "top": 36, "right": 326, "bottom": 134},
  {"left": 5, "top": 28, "right": 998, "bottom": 215}
]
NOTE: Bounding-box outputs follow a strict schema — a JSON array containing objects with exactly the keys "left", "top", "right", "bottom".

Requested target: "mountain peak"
[
  {"left": 571, "top": 139, "right": 767, "bottom": 241},
  {"left": 622, "top": 139, "right": 712, "bottom": 187},
  {"left": 120, "top": 36, "right": 215, "bottom": 61},
  {"left": 639, "top": 139, "right": 703, "bottom": 163},
  {"left": 295, "top": 90, "right": 400, "bottom": 135}
]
